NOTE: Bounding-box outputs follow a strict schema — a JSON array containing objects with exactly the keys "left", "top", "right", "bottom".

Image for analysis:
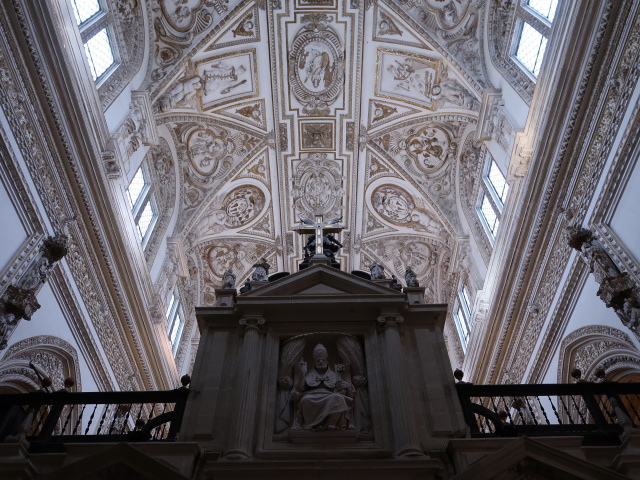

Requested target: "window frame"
[
  {"left": 127, "top": 164, "right": 157, "bottom": 246},
  {"left": 453, "top": 284, "right": 473, "bottom": 353},
  {"left": 476, "top": 155, "right": 509, "bottom": 242},
  {"left": 73, "top": 0, "right": 119, "bottom": 84},
  {"left": 510, "top": 0, "right": 557, "bottom": 80},
  {"left": 165, "top": 289, "right": 185, "bottom": 356}
]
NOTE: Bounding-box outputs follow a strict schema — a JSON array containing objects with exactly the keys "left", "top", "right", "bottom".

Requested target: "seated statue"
[{"left": 291, "top": 344, "right": 355, "bottom": 431}]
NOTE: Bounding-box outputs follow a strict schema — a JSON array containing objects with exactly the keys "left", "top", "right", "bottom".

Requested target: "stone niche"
[
  {"left": 181, "top": 263, "right": 464, "bottom": 479},
  {"left": 274, "top": 332, "right": 371, "bottom": 442}
]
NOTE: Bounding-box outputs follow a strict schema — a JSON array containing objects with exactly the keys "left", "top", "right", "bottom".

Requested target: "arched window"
[{"left": 477, "top": 155, "right": 509, "bottom": 241}]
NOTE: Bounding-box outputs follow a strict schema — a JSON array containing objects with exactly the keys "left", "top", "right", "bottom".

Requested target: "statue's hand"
[
  {"left": 335, "top": 380, "right": 356, "bottom": 398},
  {"left": 278, "top": 376, "right": 293, "bottom": 390},
  {"left": 352, "top": 375, "right": 367, "bottom": 388}
]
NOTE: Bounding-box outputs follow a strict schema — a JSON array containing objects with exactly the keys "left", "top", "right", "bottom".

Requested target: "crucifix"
[{"left": 298, "top": 215, "right": 343, "bottom": 257}]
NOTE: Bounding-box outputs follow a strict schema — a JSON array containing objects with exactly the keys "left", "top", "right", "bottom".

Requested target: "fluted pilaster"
[
  {"left": 225, "top": 315, "right": 265, "bottom": 459},
  {"left": 377, "top": 314, "right": 424, "bottom": 456}
]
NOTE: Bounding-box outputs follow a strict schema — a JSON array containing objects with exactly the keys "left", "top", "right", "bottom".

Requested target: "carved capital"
[
  {"left": 566, "top": 226, "right": 594, "bottom": 251},
  {"left": 42, "top": 235, "right": 69, "bottom": 263},
  {"left": 1, "top": 285, "right": 40, "bottom": 321},
  {"left": 377, "top": 314, "right": 404, "bottom": 330},
  {"left": 239, "top": 315, "right": 265, "bottom": 334}
]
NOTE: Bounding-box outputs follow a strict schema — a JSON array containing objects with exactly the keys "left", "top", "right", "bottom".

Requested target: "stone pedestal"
[{"left": 404, "top": 286, "right": 426, "bottom": 305}]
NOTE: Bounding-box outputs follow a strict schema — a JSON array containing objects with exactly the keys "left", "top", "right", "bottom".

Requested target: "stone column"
[
  {"left": 377, "top": 313, "right": 424, "bottom": 457},
  {"left": 225, "top": 315, "right": 265, "bottom": 460}
]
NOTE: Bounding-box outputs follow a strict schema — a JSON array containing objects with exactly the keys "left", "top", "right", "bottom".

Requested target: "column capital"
[
  {"left": 377, "top": 313, "right": 404, "bottom": 330},
  {"left": 239, "top": 315, "right": 265, "bottom": 334}
]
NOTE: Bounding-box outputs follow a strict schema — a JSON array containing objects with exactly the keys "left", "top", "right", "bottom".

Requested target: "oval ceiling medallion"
[
  {"left": 222, "top": 185, "right": 265, "bottom": 228},
  {"left": 371, "top": 184, "right": 415, "bottom": 226},
  {"left": 288, "top": 14, "right": 344, "bottom": 114}
]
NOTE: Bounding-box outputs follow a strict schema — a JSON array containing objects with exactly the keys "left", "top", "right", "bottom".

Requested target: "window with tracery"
[
  {"left": 477, "top": 156, "right": 509, "bottom": 241},
  {"left": 512, "top": 0, "right": 558, "bottom": 78},
  {"left": 127, "top": 165, "right": 157, "bottom": 245},
  {"left": 71, "top": 0, "right": 117, "bottom": 82}
]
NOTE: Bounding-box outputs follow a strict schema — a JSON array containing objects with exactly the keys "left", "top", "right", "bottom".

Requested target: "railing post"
[{"left": 455, "top": 383, "right": 480, "bottom": 435}]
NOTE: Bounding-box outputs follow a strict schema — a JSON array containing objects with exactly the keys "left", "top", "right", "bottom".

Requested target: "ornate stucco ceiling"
[{"left": 142, "top": 0, "right": 502, "bottom": 306}]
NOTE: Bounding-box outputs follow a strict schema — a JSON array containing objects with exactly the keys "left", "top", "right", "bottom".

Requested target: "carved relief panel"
[
  {"left": 288, "top": 13, "right": 345, "bottom": 116},
  {"left": 375, "top": 49, "right": 440, "bottom": 110},
  {"left": 291, "top": 153, "right": 344, "bottom": 221},
  {"left": 275, "top": 332, "right": 371, "bottom": 439}
]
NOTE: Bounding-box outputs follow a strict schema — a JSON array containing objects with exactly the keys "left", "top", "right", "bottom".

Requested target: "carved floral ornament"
[{"left": 288, "top": 13, "right": 344, "bottom": 115}]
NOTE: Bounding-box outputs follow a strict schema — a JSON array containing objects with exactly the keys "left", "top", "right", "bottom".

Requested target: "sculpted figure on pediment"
[{"left": 276, "top": 333, "right": 370, "bottom": 435}]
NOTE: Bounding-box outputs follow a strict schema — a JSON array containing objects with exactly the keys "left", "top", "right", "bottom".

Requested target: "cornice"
[
  {"left": 469, "top": 0, "right": 626, "bottom": 384},
  {"left": 2, "top": 1, "right": 176, "bottom": 390}
]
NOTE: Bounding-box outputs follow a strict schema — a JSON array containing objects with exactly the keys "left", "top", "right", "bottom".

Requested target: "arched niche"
[
  {"left": 558, "top": 325, "right": 640, "bottom": 383},
  {"left": 0, "top": 336, "right": 82, "bottom": 394}
]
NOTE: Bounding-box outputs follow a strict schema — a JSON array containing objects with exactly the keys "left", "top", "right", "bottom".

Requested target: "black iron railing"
[
  {"left": 456, "top": 382, "right": 640, "bottom": 444},
  {"left": 0, "top": 387, "right": 189, "bottom": 451}
]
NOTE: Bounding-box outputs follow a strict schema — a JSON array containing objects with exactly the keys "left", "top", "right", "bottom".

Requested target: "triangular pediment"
[
  {"left": 36, "top": 442, "right": 190, "bottom": 480},
  {"left": 453, "top": 437, "right": 631, "bottom": 480},
  {"left": 239, "top": 263, "right": 403, "bottom": 298}
]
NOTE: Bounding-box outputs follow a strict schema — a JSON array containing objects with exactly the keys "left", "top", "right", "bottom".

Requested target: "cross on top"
[{"left": 298, "top": 215, "right": 343, "bottom": 256}]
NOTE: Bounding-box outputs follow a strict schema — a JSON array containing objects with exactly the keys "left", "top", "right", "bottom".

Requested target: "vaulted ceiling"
[{"left": 138, "top": 0, "right": 506, "bottom": 307}]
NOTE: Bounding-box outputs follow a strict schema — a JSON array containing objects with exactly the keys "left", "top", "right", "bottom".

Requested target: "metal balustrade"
[
  {"left": 0, "top": 388, "right": 189, "bottom": 451},
  {"left": 455, "top": 382, "right": 640, "bottom": 444}
]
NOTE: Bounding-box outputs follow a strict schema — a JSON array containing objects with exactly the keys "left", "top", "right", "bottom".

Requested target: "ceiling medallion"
[
  {"left": 289, "top": 14, "right": 344, "bottom": 116},
  {"left": 371, "top": 184, "right": 443, "bottom": 234},
  {"left": 187, "top": 128, "right": 235, "bottom": 177},
  {"left": 292, "top": 153, "right": 344, "bottom": 218},
  {"left": 402, "top": 125, "right": 452, "bottom": 174},
  {"left": 222, "top": 185, "right": 266, "bottom": 227}
]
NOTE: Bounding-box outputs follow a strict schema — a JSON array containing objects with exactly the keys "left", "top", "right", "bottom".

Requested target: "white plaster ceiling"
[{"left": 144, "top": 0, "right": 495, "bottom": 305}]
